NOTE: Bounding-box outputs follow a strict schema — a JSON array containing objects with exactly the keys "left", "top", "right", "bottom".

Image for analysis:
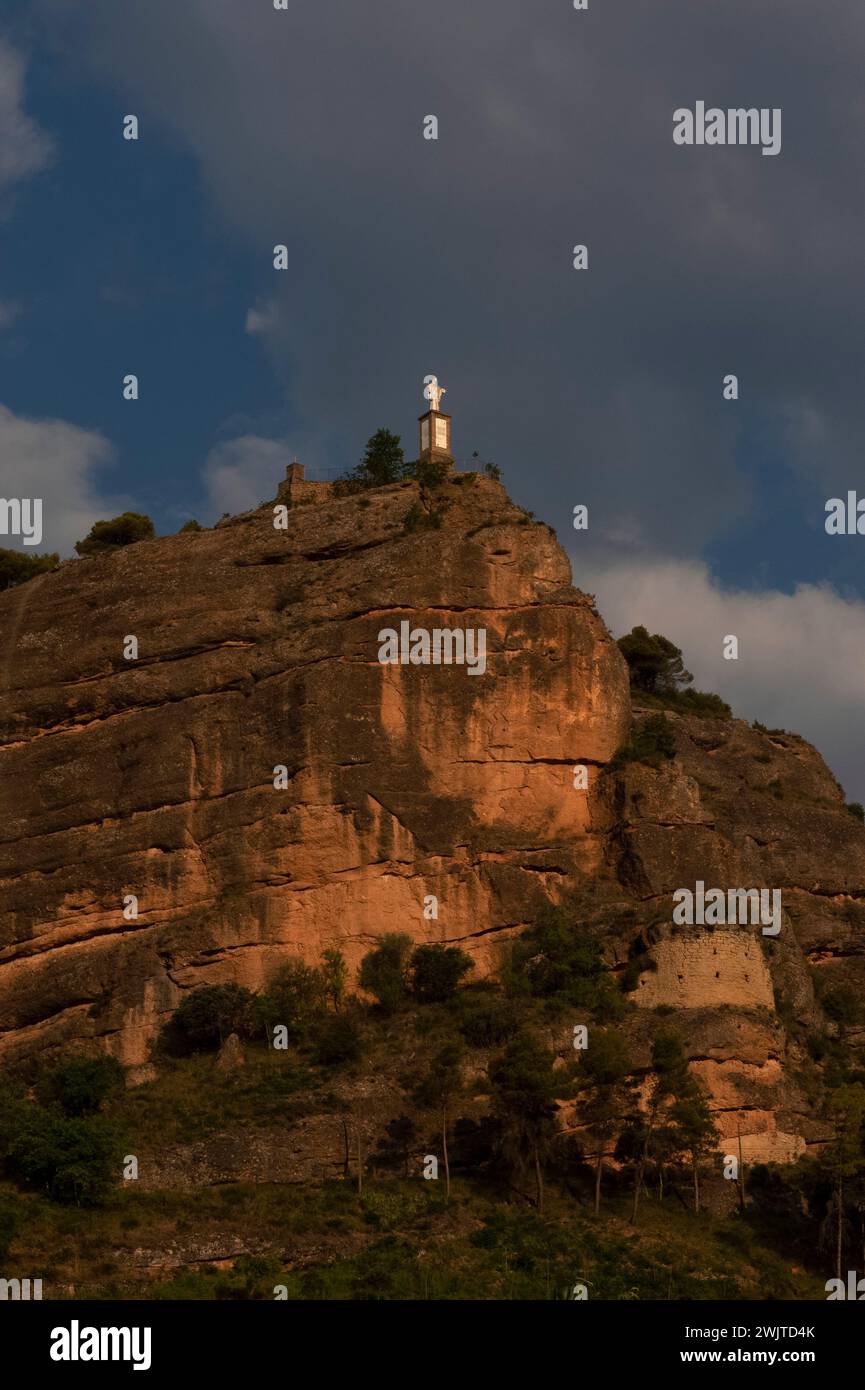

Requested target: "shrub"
[
  {"left": 159, "top": 984, "right": 260, "bottom": 1056},
  {"left": 821, "top": 986, "right": 864, "bottom": 1028},
  {"left": 610, "top": 714, "right": 677, "bottom": 770},
  {"left": 408, "top": 945, "right": 473, "bottom": 1003},
  {"left": 359, "top": 934, "right": 413, "bottom": 1015},
  {"left": 484, "top": 462, "right": 501, "bottom": 481},
  {"left": 258, "top": 961, "right": 328, "bottom": 1045},
  {"left": 456, "top": 995, "right": 520, "bottom": 1048},
  {"left": 74, "top": 512, "right": 154, "bottom": 555},
  {"left": 504, "top": 906, "right": 624, "bottom": 1020},
  {"left": 846, "top": 802, "right": 865, "bottom": 822},
  {"left": 35, "top": 1056, "right": 124, "bottom": 1117},
  {"left": 0, "top": 548, "right": 59, "bottom": 591},
  {"left": 312, "top": 1015, "right": 362, "bottom": 1067},
  {"left": 4, "top": 1109, "right": 121, "bottom": 1206},
  {"left": 412, "top": 458, "right": 450, "bottom": 489},
  {"left": 674, "top": 688, "right": 732, "bottom": 719},
  {"left": 180, "top": 519, "right": 202, "bottom": 533},
  {"left": 403, "top": 502, "right": 443, "bottom": 533}
]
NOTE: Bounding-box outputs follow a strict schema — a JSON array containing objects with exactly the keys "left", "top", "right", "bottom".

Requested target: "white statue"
[{"left": 424, "top": 374, "right": 446, "bottom": 412}]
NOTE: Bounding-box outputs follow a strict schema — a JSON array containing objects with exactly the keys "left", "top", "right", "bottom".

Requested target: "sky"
[{"left": 1, "top": 0, "right": 864, "bottom": 799}]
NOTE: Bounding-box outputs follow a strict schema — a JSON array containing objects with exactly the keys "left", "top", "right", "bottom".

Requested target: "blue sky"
[{"left": 1, "top": 0, "right": 864, "bottom": 799}]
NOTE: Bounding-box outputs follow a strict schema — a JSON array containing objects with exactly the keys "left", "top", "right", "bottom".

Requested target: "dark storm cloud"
[
  {"left": 33, "top": 0, "right": 865, "bottom": 551},
  {"left": 24, "top": 0, "right": 865, "bottom": 796}
]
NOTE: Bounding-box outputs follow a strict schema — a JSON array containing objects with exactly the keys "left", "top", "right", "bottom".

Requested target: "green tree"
[
  {"left": 669, "top": 1073, "right": 719, "bottom": 1212},
  {"left": 360, "top": 428, "right": 405, "bottom": 485},
  {"left": 0, "top": 548, "right": 59, "bottom": 591},
  {"left": 74, "top": 512, "right": 155, "bottom": 555},
  {"left": 258, "top": 961, "right": 327, "bottom": 1045},
  {"left": 575, "top": 1030, "right": 634, "bottom": 1213},
  {"left": 413, "top": 1042, "right": 464, "bottom": 1199},
  {"left": 336, "top": 429, "right": 407, "bottom": 494},
  {"left": 617, "top": 626, "right": 693, "bottom": 695},
  {"left": 505, "top": 906, "right": 623, "bottom": 1020},
  {"left": 822, "top": 1084, "right": 865, "bottom": 1279},
  {"left": 408, "top": 944, "right": 473, "bottom": 1003},
  {"left": 488, "top": 1033, "right": 561, "bottom": 1214},
  {"left": 4, "top": 1110, "right": 121, "bottom": 1206},
  {"left": 621, "top": 1029, "right": 692, "bottom": 1223},
  {"left": 359, "top": 934, "right": 412, "bottom": 1015},
  {"left": 159, "top": 983, "right": 260, "bottom": 1056},
  {"left": 321, "top": 948, "right": 348, "bottom": 1013},
  {"left": 35, "top": 1056, "right": 124, "bottom": 1117}
]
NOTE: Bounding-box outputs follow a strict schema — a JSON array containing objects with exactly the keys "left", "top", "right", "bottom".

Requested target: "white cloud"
[
  {"left": 586, "top": 553, "right": 865, "bottom": 803},
  {"left": 202, "top": 434, "right": 296, "bottom": 517},
  {"left": 0, "top": 39, "right": 53, "bottom": 200},
  {"left": 0, "top": 403, "right": 124, "bottom": 556}
]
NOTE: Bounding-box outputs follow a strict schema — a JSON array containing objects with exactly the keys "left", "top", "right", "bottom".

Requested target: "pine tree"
[{"left": 575, "top": 1030, "right": 634, "bottom": 1213}]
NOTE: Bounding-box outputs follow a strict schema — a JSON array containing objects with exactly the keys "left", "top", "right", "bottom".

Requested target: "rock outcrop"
[
  {"left": 0, "top": 474, "right": 628, "bottom": 1071},
  {"left": 1, "top": 467, "right": 864, "bottom": 1164}
]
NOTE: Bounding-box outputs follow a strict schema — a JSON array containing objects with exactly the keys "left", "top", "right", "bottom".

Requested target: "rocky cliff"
[{"left": 1, "top": 469, "right": 863, "bottom": 1164}]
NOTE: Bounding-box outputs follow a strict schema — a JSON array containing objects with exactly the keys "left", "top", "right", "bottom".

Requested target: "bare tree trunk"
[
  {"left": 836, "top": 1168, "right": 843, "bottom": 1282},
  {"left": 442, "top": 1103, "right": 450, "bottom": 1201},
  {"left": 594, "top": 1147, "right": 603, "bottom": 1214},
  {"left": 693, "top": 1156, "right": 700, "bottom": 1214},
  {"left": 357, "top": 1123, "right": 364, "bottom": 1199},
  {"left": 737, "top": 1128, "right": 745, "bottom": 1212},
  {"left": 342, "top": 1118, "right": 350, "bottom": 1178},
  {"left": 632, "top": 1133, "right": 650, "bottom": 1224},
  {"left": 534, "top": 1141, "right": 544, "bottom": 1215},
  {"left": 658, "top": 1164, "right": 665, "bottom": 1201}
]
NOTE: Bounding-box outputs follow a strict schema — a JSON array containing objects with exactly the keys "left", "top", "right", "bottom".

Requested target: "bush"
[
  {"left": 408, "top": 945, "right": 473, "bottom": 1003},
  {"left": 456, "top": 994, "right": 520, "bottom": 1048},
  {"left": 412, "top": 458, "right": 450, "bottom": 489},
  {"left": 35, "top": 1056, "right": 124, "bottom": 1117},
  {"left": 312, "top": 1015, "right": 363, "bottom": 1067},
  {"left": 821, "top": 986, "right": 864, "bottom": 1028},
  {"left": 258, "top": 961, "right": 328, "bottom": 1045},
  {"left": 159, "top": 984, "right": 260, "bottom": 1056},
  {"left": 610, "top": 714, "right": 677, "bottom": 770},
  {"left": 74, "top": 512, "right": 154, "bottom": 555},
  {"left": 403, "top": 502, "right": 443, "bottom": 533},
  {"left": 674, "top": 688, "right": 732, "bottom": 719},
  {"left": 359, "top": 934, "right": 413, "bottom": 1015},
  {"left": 180, "top": 519, "right": 202, "bottom": 533},
  {"left": 484, "top": 462, "right": 501, "bottom": 481},
  {"left": 0, "top": 548, "right": 59, "bottom": 591},
  {"left": 504, "top": 906, "right": 624, "bottom": 1020},
  {"left": 3, "top": 1109, "right": 121, "bottom": 1206},
  {"left": 846, "top": 802, "right": 865, "bottom": 822}
]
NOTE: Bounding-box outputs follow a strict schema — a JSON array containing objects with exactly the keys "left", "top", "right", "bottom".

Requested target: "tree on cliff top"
[
  {"left": 617, "top": 625, "right": 693, "bottom": 695},
  {"left": 0, "top": 548, "right": 59, "bottom": 591},
  {"left": 335, "top": 429, "right": 407, "bottom": 494},
  {"left": 74, "top": 512, "right": 155, "bottom": 555}
]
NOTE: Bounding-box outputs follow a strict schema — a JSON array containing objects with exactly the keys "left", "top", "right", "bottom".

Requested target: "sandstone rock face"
[
  {"left": 0, "top": 476, "right": 628, "bottom": 1071},
  {"left": 2, "top": 471, "right": 864, "bottom": 1167}
]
